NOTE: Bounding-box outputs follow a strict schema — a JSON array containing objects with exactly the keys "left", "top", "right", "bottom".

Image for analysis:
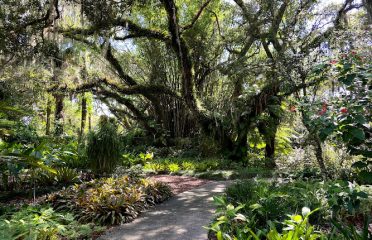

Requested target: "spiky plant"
[{"left": 86, "top": 116, "right": 121, "bottom": 174}]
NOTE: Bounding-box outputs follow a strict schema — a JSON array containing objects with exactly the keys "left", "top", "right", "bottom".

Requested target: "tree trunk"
[
  {"left": 88, "top": 113, "right": 92, "bottom": 131},
  {"left": 300, "top": 110, "right": 328, "bottom": 178},
  {"left": 314, "top": 136, "right": 328, "bottom": 178},
  {"left": 79, "top": 94, "right": 87, "bottom": 138},
  {"left": 264, "top": 134, "right": 277, "bottom": 169},
  {"left": 364, "top": 0, "right": 372, "bottom": 23},
  {"left": 230, "top": 123, "right": 249, "bottom": 161},
  {"left": 258, "top": 111, "right": 280, "bottom": 169},
  {"left": 45, "top": 98, "right": 51, "bottom": 135},
  {"left": 54, "top": 94, "right": 64, "bottom": 136}
]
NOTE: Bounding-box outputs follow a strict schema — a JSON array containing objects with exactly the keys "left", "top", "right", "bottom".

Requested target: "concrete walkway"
[{"left": 99, "top": 181, "right": 230, "bottom": 240}]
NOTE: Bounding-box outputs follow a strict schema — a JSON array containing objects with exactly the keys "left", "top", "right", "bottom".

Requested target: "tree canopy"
[{"left": 0, "top": 0, "right": 370, "bottom": 165}]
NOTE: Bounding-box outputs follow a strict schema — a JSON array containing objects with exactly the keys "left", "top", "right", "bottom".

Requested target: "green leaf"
[
  {"left": 354, "top": 115, "right": 366, "bottom": 124},
  {"left": 351, "top": 161, "right": 367, "bottom": 169},
  {"left": 346, "top": 73, "right": 356, "bottom": 84},
  {"left": 292, "top": 215, "right": 303, "bottom": 223},
  {"left": 319, "top": 125, "right": 335, "bottom": 141},
  {"left": 213, "top": 196, "right": 226, "bottom": 207},
  {"left": 234, "top": 204, "right": 245, "bottom": 212},
  {"left": 356, "top": 191, "right": 368, "bottom": 199},
  {"left": 350, "top": 128, "right": 365, "bottom": 141},
  {"left": 217, "top": 216, "right": 228, "bottom": 221},
  {"left": 249, "top": 203, "right": 263, "bottom": 211},
  {"left": 234, "top": 213, "right": 247, "bottom": 222},
  {"left": 217, "top": 231, "right": 223, "bottom": 240},
  {"left": 358, "top": 171, "right": 372, "bottom": 184}
]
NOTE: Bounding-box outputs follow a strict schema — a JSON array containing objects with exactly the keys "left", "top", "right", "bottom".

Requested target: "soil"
[{"left": 149, "top": 175, "right": 211, "bottom": 195}]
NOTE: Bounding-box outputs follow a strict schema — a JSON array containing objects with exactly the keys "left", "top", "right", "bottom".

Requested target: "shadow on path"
[{"left": 99, "top": 181, "right": 230, "bottom": 240}]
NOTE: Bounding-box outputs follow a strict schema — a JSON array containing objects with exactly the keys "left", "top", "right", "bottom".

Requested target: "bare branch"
[
  {"left": 49, "top": 77, "right": 183, "bottom": 101},
  {"left": 301, "top": 0, "right": 357, "bottom": 53},
  {"left": 181, "top": 0, "right": 213, "bottom": 32}
]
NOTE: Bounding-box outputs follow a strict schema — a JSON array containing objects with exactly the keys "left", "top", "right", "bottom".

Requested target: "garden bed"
[
  {"left": 0, "top": 175, "right": 173, "bottom": 239},
  {"left": 207, "top": 178, "right": 372, "bottom": 239}
]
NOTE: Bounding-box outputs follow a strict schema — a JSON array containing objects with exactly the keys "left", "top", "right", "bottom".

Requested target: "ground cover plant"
[
  {"left": 0, "top": 205, "right": 104, "bottom": 240},
  {"left": 208, "top": 179, "right": 372, "bottom": 239},
  {"left": 121, "top": 153, "right": 273, "bottom": 180},
  {"left": 46, "top": 175, "right": 172, "bottom": 226},
  {"left": 0, "top": 175, "right": 172, "bottom": 239}
]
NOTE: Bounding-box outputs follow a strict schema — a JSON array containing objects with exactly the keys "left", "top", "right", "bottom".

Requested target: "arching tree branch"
[{"left": 181, "top": 0, "right": 213, "bottom": 32}]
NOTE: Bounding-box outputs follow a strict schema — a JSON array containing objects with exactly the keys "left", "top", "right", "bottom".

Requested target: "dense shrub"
[
  {"left": 208, "top": 198, "right": 324, "bottom": 240},
  {"left": 46, "top": 176, "right": 172, "bottom": 225},
  {"left": 209, "top": 179, "right": 371, "bottom": 239},
  {"left": 8, "top": 123, "right": 40, "bottom": 144},
  {"left": 86, "top": 116, "right": 121, "bottom": 174}
]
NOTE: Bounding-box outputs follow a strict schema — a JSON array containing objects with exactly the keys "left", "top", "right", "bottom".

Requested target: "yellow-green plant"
[
  {"left": 46, "top": 176, "right": 172, "bottom": 225},
  {"left": 168, "top": 163, "right": 180, "bottom": 173}
]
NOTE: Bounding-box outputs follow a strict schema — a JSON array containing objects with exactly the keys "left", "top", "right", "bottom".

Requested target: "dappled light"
[{"left": 0, "top": 0, "right": 371, "bottom": 239}]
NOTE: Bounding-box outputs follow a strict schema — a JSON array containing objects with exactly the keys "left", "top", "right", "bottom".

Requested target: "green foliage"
[
  {"left": 208, "top": 196, "right": 323, "bottom": 240},
  {"left": 275, "top": 125, "right": 297, "bottom": 156},
  {"left": 54, "top": 167, "right": 79, "bottom": 185},
  {"left": 121, "top": 153, "right": 147, "bottom": 167},
  {"left": 0, "top": 141, "right": 84, "bottom": 191},
  {"left": 8, "top": 123, "right": 39, "bottom": 145},
  {"left": 0, "top": 102, "right": 28, "bottom": 140},
  {"left": 0, "top": 205, "right": 103, "bottom": 240},
  {"left": 294, "top": 167, "right": 323, "bottom": 181},
  {"left": 142, "top": 157, "right": 233, "bottom": 174},
  {"left": 330, "top": 216, "right": 372, "bottom": 240},
  {"left": 47, "top": 139, "right": 88, "bottom": 169},
  {"left": 34, "top": 169, "right": 57, "bottom": 186},
  {"left": 86, "top": 116, "right": 121, "bottom": 174},
  {"left": 207, "top": 196, "right": 252, "bottom": 240},
  {"left": 46, "top": 176, "right": 172, "bottom": 226},
  {"left": 209, "top": 179, "right": 371, "bottom": 239},
  {"left": 266, "top": 208, "right": 322, "bottom": 240},
  {"left": 168, "top": 163, "right": 180, "bottom": 173},
  {"left": 113, "top": 165, "right": 145, "bottom": 179},
  {"left": 301, "top": 53, "right": 371, "bottom": 158},
  {"left": 326, "top": 181, "right": 368, "bottom": 217},
  {"left": 351, "top": 159, "right": 372, "bottom": 185},
  {"left": 224, "top": 180, "right": 326, "bottom": 229},
  {"left": 35, "top": 167, "right": 79, "bottom": 186}
]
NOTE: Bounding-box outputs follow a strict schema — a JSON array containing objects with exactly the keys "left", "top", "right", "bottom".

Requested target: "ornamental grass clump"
[
  {"left": 86, "top": 116, "right": 121, "bottom": 174},
  {"left": 46, "top": 176, "right": 172, "bottom": 226}
]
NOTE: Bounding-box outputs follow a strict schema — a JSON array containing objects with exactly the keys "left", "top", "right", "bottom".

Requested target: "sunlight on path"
[{"left": 99, "top": 181, "right": 231, "bottom": 240}]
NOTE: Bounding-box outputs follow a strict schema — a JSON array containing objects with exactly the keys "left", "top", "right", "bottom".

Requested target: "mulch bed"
[{"left": 150, "top": 175, "right": 211, "bottom": 195}]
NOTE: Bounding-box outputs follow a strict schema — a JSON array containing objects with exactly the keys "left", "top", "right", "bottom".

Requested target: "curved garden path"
[{"left": 99, "top": 180, "right": 230, "bottom": 240}]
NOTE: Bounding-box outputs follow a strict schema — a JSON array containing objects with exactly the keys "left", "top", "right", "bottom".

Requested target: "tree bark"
[
  {"left": 300, "top": 110, "right": 328, "bottom": 178},
  {"left": 54, "top": 94, "right": 64, "bottom": 136},
  {"left": 79, "top": 94, "right": 87, "bottom": 138},
  {"left": 258, "top": 113, "right": 280, "bottom": 169},
  {"left": 364, "top": 0, "right": 372, "bottom": 23},
  {"left": 264, "top": 134, "right": 277, "bottom": 169},
  {"left": 314, "top": 136, "right": 328, "bottom": 178},
  {"left": 45, "top": 98, "right": 51, "bottom": 135},
  {"left": 88, "top": 113, "right": 92, "bottom": 131}
]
